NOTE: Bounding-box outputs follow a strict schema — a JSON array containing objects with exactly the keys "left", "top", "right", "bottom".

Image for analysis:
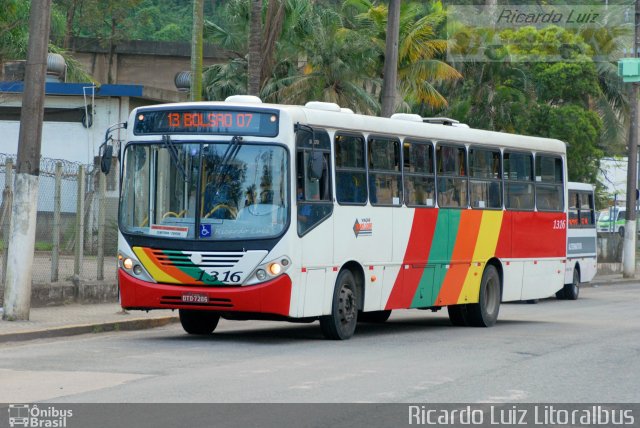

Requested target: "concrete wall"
[{"left": 69, "top": 38, "right": 231, "bottom": 92}]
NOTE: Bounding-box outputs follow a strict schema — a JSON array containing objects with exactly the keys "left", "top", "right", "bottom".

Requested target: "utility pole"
[
  {"left": 190, "top": 0, "right": 204, "bottom": 101},
  {"left": 2, "top": 1, "right": 52, "bottom": 320},
  {"left": 623, "top": 0, "right": 640, "bottom": 278},
  {"left": 381, "top": 0, "right": 401, "bottom": 117}
]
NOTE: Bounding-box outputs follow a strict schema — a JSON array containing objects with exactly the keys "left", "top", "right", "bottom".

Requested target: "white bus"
[
  {"left": 562, "top": 182, "right": 597, "bottom": 299},
  {"left": 103, "top": 96, "right": 569, "bottom": 340}
]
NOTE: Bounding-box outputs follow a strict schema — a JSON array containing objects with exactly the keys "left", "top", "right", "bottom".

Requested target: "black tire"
[
  {"left": 179, "top": 310, "right": 220, "bottom": 335},
  {"left": 526, "top": 299, "right": 539, "bottom": 304},
  {"left": 448, "top": 304, "right": 468, "bottom": 326},
  {"left": 466, "top": 265, "right": 501, "bottom": 327},
  {"left": 565, "top": 268, "right": 580, "bottom": 300},
  {"left": 320, "top": 270, "right": 358, "bottom": 340},
  {"left": 358, "top": 310, "right": 391, "bottom": 323}
]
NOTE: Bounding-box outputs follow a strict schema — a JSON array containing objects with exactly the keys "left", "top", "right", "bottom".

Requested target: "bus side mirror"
[{"left": 101, "top": 145, "right": 113, "bottom": 174}]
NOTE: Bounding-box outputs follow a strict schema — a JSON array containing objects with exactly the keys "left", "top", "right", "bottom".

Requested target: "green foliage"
[
  {"left": 532, "top": 62, "right": 599, "bottom": 105},
  {"left": 529, "top": 104, "right": 604, "bottom": 184},
  {"left": 441, "top": 24, "right": 611, "bottom": 189},
  {"left": 0, "top": 0, "right": 31, "bottom": 61}
]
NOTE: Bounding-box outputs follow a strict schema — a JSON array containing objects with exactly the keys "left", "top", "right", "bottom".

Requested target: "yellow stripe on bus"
[
  {"left": 457, "top": 211, "right": 504, "bottom": 304},
  {"left": 133, "top": 247, "right": 181, "bottom": 284}
]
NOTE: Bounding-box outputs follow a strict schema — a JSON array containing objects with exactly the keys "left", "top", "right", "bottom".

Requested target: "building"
[{"left": 0, "top": 65, "right": 187, "bottom": 248}]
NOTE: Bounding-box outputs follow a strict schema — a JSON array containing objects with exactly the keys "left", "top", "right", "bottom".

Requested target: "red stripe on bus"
[{"left": 385, "top": 209, "right": 439, "bottom": 310}]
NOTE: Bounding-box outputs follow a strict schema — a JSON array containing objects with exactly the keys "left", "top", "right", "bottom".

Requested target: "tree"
[
  {"left": 345, "top": 0, "right": 461, "bottom": 111},
  {"left": 247, "top": 0, "right": 262, "bottom": 95},
  {"left": 0, "top": 0, "right": 31, "bottom": 63},
  {"left": 191, "top": 0, "right": 204, "bottom": 101},
  {"left": 54, "top": 0, "right": 142, "bottom": 83},
  {"left": 381, "top": 0, "right": 400, "bottom": 116}
]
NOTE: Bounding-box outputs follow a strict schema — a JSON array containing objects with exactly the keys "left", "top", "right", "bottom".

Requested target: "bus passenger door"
[{"left": 296, "top": 129, "right": 334, "bottom": 317}]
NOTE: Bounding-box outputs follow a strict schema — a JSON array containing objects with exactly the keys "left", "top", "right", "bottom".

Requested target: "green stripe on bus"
[
  {"left": 410, "top": 209, "right": 461, "bottom": 308},
  {"left": 164, "top": 251, "right": 224, "bottom": 285}
]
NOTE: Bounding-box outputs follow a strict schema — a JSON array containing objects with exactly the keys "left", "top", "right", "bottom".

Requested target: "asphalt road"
[{"left": 0, "top": 282, "right": 638, "bottom": 404}]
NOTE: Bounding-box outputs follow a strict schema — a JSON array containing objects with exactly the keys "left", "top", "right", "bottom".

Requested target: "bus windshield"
[{"left": 120, "top": 141, "right": 289, "bottom": 240}]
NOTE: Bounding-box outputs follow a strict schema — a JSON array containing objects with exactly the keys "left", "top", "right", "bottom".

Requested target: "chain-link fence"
[{"left": 0, "top": 153, "right": 119, "bottom": 286}]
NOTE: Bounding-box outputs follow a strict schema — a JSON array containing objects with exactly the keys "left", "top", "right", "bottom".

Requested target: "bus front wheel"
[
  {"left": 320, "top": 270, "right": 358, "bottom": 340},
  {"left": 466, "top": 264, "right": 501, "bottom": 327},
  {"left": 179, "top": 309, "right": 220, "bottom": 335}
]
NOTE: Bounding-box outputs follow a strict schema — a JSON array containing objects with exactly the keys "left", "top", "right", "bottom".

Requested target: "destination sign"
[{"left": 133, "top": 109, "right": 279, "bottom": 137}]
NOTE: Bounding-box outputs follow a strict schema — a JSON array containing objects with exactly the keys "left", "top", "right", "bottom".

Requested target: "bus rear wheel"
[
  {"left": 466, "top": 265, "right": 501, "bottom": 327},
  {"left": 320, "top": 270, "right": 358, "bottom": 340},
  {"left": 358, "top": 310, "right": 391, "bottom": 323},
  {"left": 557, "top": 268, "right": 580, "bottom": 300},
  {"left": 447, "top": 305, "right": 468, "bottom": 326},
  {"left": 179, "top": 309, "right": 220, "bottom": 335}
]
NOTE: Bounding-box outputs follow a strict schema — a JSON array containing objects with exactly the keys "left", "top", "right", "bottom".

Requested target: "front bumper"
[{"left": 119, "top": 269, "right": 293, "bottom": 316}]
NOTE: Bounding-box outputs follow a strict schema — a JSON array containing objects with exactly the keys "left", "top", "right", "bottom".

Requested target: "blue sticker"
[{"left": 199, "top": 224, "right": 212, "bottom": 238}]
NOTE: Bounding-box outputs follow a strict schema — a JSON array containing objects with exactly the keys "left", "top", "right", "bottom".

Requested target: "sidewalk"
[
  {"left": 0, "top": 273, "right": 636, "bottom": 344},
  {"left": 0, "top": 303, "right": 178, "bottom": 343}
]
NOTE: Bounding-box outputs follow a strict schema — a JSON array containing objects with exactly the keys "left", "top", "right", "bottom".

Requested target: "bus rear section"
[{"left": 562, "top": 182, "right": 597, "bottom": 300}]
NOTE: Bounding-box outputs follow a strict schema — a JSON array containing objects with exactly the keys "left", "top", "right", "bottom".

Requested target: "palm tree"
[
  {"left": 262, "top": 19, "right": 381, "bottom": 113},
  {"left": 247, "top": 0, "right": 261, "bottom": 95},
  {"left": 344, "top": 0, "right": 461, "bottom": 111},
  {"left": 381, "top": 0, "right": 400, "bottom": 117}
]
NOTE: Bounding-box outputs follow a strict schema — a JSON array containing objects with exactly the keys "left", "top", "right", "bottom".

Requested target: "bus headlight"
[
  {"left": 118, "top": 251, "right": 156, "bottom": 283},
  {"left": 268, "top": 262, "right": 282, "bottom": 276},
  {"left": 247, "top": 256, "right": 292, "bottom": 285}
]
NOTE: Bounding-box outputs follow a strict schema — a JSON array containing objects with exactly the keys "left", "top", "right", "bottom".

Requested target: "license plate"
[{"left": 181, "top": 293, "right": 208, "bottom": 304}]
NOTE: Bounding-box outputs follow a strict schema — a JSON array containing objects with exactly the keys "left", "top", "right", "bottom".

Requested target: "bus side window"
[
  {"left": 335, "top": 133, "right": 367, "bottom": 205},
  {"left": 436, "top": 144, "right": 467, "bottom": 208},
  {"left": 469, "top": 147, "right": 502, "bottom": 209},
  {"left": 504, "top": 151, "right": 534, "bottom": 211},
  {"left": 568, "top": 191, "right": 579, "bottom": 227},
  {"left": 403, "top": 140, "right": 435, "bottom": 207},
  {"left": 296, "top": 128, "right": 333, "bottom": 236},
  {"left": 535, "top": 155, "right": 564, "bottom": 212},
  {"left": 368, "top": 136, "right": 402, "bottom": 206}
]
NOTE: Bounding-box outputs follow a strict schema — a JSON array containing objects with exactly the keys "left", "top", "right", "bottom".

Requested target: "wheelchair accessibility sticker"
[{"left": 200, "top": 224, "right": 212, "bottom": 238}]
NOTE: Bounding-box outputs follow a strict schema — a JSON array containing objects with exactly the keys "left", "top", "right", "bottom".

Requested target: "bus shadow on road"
[{"left": 150, "top": 312, "right": 547, "bottom": 343}]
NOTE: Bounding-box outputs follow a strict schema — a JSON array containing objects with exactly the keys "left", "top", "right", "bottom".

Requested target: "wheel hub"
[{"left": 339, "top": 287, "right": 356, "bottom": 324}]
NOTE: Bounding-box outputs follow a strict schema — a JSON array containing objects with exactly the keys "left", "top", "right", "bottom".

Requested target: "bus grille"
[{"left": 150, "top": 249, "right": 244, "bottom": 269}]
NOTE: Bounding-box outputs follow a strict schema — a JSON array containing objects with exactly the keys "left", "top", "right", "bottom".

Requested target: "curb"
[
  {"left": 0, "top": 316, "right": 179, "bottom": 344},
  {"left": 589, "top": 278, "right": 639, "bottom": 287}
]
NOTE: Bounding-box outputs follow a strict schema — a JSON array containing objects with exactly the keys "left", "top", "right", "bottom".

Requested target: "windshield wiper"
[
  {"left": 213, "top": 135, "right": 243, "bottom": 185},
  {"left": 162, "top": 134, "right": 188, "bottom": 181}
]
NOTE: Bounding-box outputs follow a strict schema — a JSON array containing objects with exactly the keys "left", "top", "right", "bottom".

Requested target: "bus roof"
[
  {"left": 568, "top": 182, "right": 595, "bottom": 191},
  {"left": 132, "top": 99, "right": 567, "bottom": 155}
]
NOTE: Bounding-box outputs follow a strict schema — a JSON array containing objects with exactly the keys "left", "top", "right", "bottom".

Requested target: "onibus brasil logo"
[{"left": 8, "top": 404, "right": 73, "bottom": 427}]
